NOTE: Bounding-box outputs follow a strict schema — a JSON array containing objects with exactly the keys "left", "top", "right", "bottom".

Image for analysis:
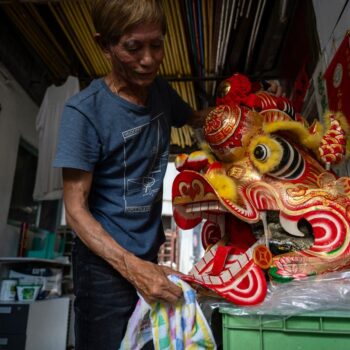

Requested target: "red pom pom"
[{"left": 216, "top": 73, "right": 252, "bottom": 106}]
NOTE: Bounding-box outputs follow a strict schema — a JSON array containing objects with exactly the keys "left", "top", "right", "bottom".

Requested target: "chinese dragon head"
[{"left": 172, "top": 73, "right": 350, "bottom": 305}]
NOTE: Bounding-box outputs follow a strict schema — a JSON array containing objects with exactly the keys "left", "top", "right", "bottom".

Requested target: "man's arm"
[{"left": 63, "top": 168, "right": 183, "bottom": 304}]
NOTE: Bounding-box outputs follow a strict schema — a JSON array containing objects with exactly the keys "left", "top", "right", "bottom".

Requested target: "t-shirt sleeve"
[
  {"left": 53, "top": 104, "right": 101, "bottom": 172},
  {"left": 163, "top": 80, "right": 193, "bottom": 128}
]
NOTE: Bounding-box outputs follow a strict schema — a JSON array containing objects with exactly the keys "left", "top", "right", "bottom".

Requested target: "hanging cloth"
[
  {"left": 33, "top": 76, "right": 80, "bottom": 201},
  {"left": 120, "top": 275, "right": 216, "bottom": 350}
]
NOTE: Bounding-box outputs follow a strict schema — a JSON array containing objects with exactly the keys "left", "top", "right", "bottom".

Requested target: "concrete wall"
[
  {"left": 0, "top": 63, "right": 38, "bottom": 256},
  {"left": 313, "top": 0, "right": 350, "bottom": 59}
]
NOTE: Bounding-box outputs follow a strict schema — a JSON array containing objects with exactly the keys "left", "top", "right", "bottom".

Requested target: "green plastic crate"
[{"left": 220, "top": 309, "right": 350, "bottom": 350}]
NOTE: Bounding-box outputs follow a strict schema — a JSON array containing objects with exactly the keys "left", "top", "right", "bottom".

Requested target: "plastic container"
[
  {"left": 16, "top": 284, "right": 42, "bottom": 302},
  {"left": 26, "top": 230, "right": 64, "bottom": 259},
  {"left": 0, "top": 279, "right": 18, "bottom": 301},
  {"left": 220, "top": 309, "right": 350, "bottom": 350}
]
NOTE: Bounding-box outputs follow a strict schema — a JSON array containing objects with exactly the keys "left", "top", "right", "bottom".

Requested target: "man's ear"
[{"left": 94, "top": 33, "right": 112, "bottom": 59}]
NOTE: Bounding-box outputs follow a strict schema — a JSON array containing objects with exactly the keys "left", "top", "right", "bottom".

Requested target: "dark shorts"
[{"left": 72, "top": 237, "right": 153, "bottom": 350}]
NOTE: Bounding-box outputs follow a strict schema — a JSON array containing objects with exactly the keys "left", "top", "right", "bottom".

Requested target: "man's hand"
[
  {"left": 188, "top": 107, "right": 215, "bottom": 129},
  {"left": 123, "top": 253, "right": 183, "bottom": 305}
]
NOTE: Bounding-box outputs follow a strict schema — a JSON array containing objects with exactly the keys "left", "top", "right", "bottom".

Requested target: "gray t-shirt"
[{"left": 53, "top": 77, "right": 192, "bottom": 260}]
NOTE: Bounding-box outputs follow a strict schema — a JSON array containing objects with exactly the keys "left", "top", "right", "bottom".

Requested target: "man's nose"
[{"left": 140, "top": 48, "right": 155, "bottom": 66}]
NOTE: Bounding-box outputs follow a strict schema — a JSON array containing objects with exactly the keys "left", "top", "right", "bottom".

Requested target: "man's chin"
[
  {"left": 136, "top": 72, "right": 157, "bottom": 82},
  {"left": 133, "top": 79, "right": 155, "bottom": 88}
]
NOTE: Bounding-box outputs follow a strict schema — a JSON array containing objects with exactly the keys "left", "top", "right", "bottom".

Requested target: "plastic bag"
[{"left": 199, "top": 269, "right": 350, "bottom": 316}]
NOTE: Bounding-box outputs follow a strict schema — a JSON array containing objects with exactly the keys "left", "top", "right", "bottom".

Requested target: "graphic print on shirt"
[{"left": 122, "top": 113, "right": 168, "bottom": 213}]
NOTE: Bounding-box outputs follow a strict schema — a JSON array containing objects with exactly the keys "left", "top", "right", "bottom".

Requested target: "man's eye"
[
  {"left": 123, "top": 41, "right": 141, "bottom": 52},
  {"left": 125, "top": 45, "right": 140, "bottom": 52},
  {"left": 126, "top": 47, "right": 140, "bottom": 52},
  {"left": 151, "top": 41, "right": 164, "bottom": 49}
]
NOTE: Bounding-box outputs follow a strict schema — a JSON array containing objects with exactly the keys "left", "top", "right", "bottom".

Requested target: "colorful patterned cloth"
[{"left": 120, "top": 275, "right": 216, "bottom": 350}]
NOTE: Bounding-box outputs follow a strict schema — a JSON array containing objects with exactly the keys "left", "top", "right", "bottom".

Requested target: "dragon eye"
[
  {"left": 249, "top": 135, "right": 283, "bottom": 174},
  {"left": 254, "top": 144, "right": 269, "bottom": 161}
]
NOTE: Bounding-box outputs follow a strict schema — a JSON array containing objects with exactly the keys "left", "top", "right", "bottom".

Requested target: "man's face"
[{"left": 110, "top": 22, "right": 165, "bottom": 88}]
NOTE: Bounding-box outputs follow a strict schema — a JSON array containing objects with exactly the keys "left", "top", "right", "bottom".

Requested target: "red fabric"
[
  {"left": 291, "top": 62, "right": 310, "bottom": 113},
  {"left": 216, "top": 73, "right": 252, "bottom": 106},
  {"left": 324, "top": 33, "right": 350, "bottom": 121},
  {"left": 209, "top": 245, "right": 233, "bottom": 276}
]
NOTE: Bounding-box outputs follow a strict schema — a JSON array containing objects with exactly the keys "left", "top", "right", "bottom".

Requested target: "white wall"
[{"left": 0, "top": 64, "right": 38, "bottom": 256}]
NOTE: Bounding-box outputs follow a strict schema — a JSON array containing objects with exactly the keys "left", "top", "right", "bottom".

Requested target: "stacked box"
[{"left": 220, "top": 309, "right": 350, "bottom": 350}]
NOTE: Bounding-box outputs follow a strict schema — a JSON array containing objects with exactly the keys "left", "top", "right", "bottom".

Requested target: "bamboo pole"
[
  {"left": 221, "top": 0, "right": 236, "bottom": 69},
  {"left": 172, "top": 0, "right": 198, "bottom": 110},
  {"left": 171, "top": 0, "right": 191, "bottom": 75},
  {"left": 48, "top": 2, "right": 92, "bottom": 75},
  {"left": 65, "top": 2, "right": 98, "bottom": 66},
  {"left": 163, "top": 1, "right": 182, "bottom": 75},
  {"left": 60, "top": 1, "right": 95, "bottom": 74},
  {"left": 201, "top": 0, "right": 209, "bottom": 93}
]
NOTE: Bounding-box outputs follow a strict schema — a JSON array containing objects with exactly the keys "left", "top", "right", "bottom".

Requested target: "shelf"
[{"left": 0, "top": 257, "right": 70, "bottom": 267}]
